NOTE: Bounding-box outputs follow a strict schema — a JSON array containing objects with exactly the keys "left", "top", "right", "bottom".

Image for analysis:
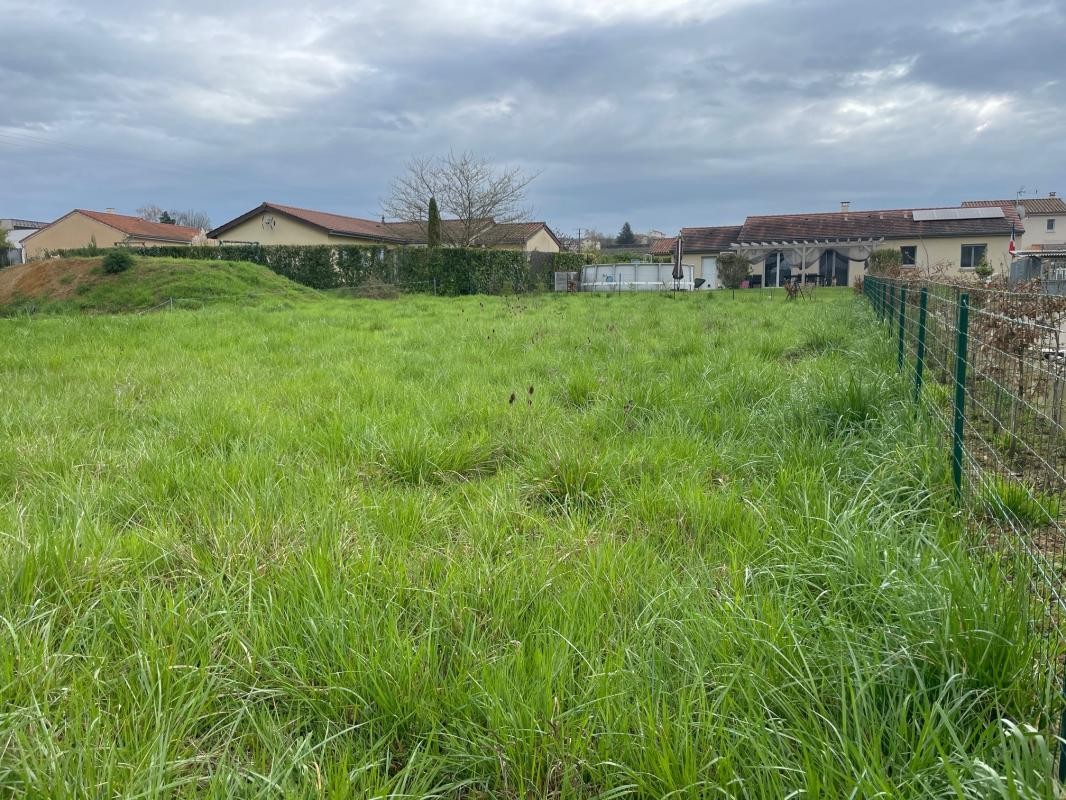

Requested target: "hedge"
[{"left": 49, "top": 244, "right": 589, "bottom": 295}]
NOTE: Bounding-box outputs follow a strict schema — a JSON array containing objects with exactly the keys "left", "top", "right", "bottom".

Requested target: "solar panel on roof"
[{"left": 912, "top": 207, "right": 1005, "bottom": 221}]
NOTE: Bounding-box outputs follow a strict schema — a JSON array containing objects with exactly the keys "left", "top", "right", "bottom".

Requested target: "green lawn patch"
[{"left": 0, "top": 289, "right": 1054, "bottom": 796}]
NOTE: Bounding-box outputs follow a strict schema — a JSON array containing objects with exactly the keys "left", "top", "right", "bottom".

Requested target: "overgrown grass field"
[{"left": 0, "top": 289, "right": 1054, "bottom": 797}]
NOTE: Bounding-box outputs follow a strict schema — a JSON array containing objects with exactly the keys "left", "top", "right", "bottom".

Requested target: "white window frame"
[{"left": 960, "top": 243, "right": 987, "bottom": 271}]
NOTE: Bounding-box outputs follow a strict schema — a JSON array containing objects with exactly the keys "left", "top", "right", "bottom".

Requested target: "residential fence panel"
[{"left": 864, "top": 276, "right": 1066, "bottom": 777}]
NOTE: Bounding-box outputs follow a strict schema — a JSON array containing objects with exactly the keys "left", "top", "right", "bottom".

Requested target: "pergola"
[{"left": 730, "top": 237, "right": 885, "bottom": 287}]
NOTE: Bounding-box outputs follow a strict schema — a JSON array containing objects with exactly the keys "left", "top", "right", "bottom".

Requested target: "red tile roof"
[
  {"left": 679, "top": 225, "right": 743, "bottom": 251},
  {"left": 269, "top": 203, "right": 403, "bottom": 241},
  {"left": 736, "top": 207, "right": 1015, "bottom": 243},
  {"left": 77, "top": 209, "right": 201, "bottom": 242},
  {"left": 210, "top": 204, "right": 556, "bottom": 248},
  {"left": 384, "top": 219, "right": 559, "bottom": 248},
  {"left": 649, "top": 236, "right": 677, "bottom": 256},
  {"left": 383, "top": 218, "right": 496, "bottom": 245},
  {"left": 483, "top": 222, "right": 560, "bottom": 248},
  {"left": 209, "top": 202, "right": 404, "bottom": 242},
  {"left": 962, "top": 197, "right": 1066, "bottom": 216}
]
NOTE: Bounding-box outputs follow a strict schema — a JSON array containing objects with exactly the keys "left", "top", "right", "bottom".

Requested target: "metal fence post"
[
  {"left": 952, "top": 293, "right": 970, "bottom": 501},
  {"left": 897, "top": 285, "right": 907, "bottom": 372},
  {"left": 914, "top": 287, "right": 928, "bottom": 405}
]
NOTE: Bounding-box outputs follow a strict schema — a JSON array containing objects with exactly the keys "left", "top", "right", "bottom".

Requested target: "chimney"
[
  {"left": 105, "top": 207, "right": 116, "bottom": 214},
  {"left": 840, "top": 201, "right": 850, "bottom": 212},
  {"left": 1051, "top": 191, "right": 1058, "bottom": 198}
]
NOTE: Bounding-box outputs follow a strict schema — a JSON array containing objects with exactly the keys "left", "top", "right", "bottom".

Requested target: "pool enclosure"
[{"left": 580, "top": 262, "right": 695, "bottom": 291}]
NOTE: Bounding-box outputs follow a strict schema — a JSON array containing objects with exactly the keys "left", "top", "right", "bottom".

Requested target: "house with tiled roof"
[
  {"left": 675, "top": 202, "right": 1018, "bottom": 288},
  {"left": 648, "top": 236, "right": 678, "bottom": 257},
  {"left": 386, "top": 219, "right": 561, "bottom": 251},
  {"left": 208, "top": 202, "right": 405, "bottom": 246},
  {"left": 22, "top": 209, "right": 202, "bottom": 260},
  {"left": 673, "top": 225, "right": 744, "bottom": 287},
  {"left": 209, "top": 202, "right": 561, "bottom": 253},
  {"left": 962, "top": 195, "right": 1065, "bottom": 251},
  {"left": 481, "top": 222, "right": 561, "bottom": 252}
]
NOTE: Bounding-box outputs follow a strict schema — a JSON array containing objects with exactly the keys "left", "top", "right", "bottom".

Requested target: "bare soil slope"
[{"left": 0, "top": 258, "right": 99, "bottom": 304}]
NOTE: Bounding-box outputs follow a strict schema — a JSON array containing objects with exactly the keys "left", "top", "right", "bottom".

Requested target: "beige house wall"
[
  {"left": 879, "top": 235, "right": 1013, "bottom": 276},
  {"left": 484, "top": 228, "right": 561, "bottom": 253},
  {"left": 217, "top": 211, "right": 559, "bottom": 252},
  {"left": 682, "top": 233, "right": 1013, "bottom": 288},
  {"left": 681, "top": 252, "right": 720, "bottom": 282},
  {"left": 24, "top": 214, "right": 129, "bottom": 259},
  {"left": 522, "top": 228, "right": 560, "bottom": 253},
  {"left": 1019, "top": 214, "right": 1065, "bottom": 249},
  {"left": 215, "top": 212, "right": 387, "bottom": 246},
  {"left": 23, "top": 212, "right": 200, "bottom": 259},
  {"left": 678, "top": 252, "right": 727, "bottom": 288}
]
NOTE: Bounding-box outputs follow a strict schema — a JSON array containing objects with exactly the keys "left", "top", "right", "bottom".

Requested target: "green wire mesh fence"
[{"left": 864, "top": 275, "right": 1066, "bottom": 776}]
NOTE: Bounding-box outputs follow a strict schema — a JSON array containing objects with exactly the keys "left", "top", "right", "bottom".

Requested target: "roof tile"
[
  {"left": 77, "top": 209, "right": 201, "bottom": 242},
  {"left": 264, "top": 203, "right": 403, "bottom": 241},
  {"left": 962, "top": 197, "right": 1066, "bottom": 216},
  {"left": 649, "top": 237, "right": 677, "bottom": 256},
  {"left": 679, "top": 225, "right": 743, "bottom": 251},
  {"left": 736, "top": 208, "right": 1015, "bottom": 243},
  {"left": 211, "top": 203, "right": 556, "bottom": 248}
]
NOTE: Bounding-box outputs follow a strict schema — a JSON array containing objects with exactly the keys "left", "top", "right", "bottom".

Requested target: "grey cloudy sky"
[{"left": 2, "top": 0, "right": 1064, "bottom": 237}]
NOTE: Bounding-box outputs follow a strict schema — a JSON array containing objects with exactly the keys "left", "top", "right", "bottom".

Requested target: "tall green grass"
[{"left": 0, "top": 289, "right": 1055, "bottom": 797}]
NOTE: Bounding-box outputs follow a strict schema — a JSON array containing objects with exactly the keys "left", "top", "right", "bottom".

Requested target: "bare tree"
[
  {"left": 382, "top": 151, "right": 539, "bottom": 246},
  {"left": 137, "top": 205, "right": 211, "bottom": 231},
  {"left": 137, "top": 204, "right": 165, "bottom": 222},
  {"left": 172, "top": 210, "right": 212, "bottom": 231}
]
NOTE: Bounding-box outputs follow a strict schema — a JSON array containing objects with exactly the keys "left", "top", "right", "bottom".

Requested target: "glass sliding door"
[
  {"left": 764, "top": 252, "right": 791, "bottom": 288},
  {"left": 818, "top": 250, "right": 849, "bottom": 286}
]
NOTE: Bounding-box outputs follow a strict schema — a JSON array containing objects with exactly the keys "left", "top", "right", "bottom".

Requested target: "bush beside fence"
[{"left": 48, "top": 244, "right": 588, "bottom": 295}]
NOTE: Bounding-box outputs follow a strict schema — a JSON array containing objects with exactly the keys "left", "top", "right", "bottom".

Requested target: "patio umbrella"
[{"left": 672, "top": 234, "right": 684, "bottom": 290}]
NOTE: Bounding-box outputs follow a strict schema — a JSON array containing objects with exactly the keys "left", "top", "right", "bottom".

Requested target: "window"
[
  {"left": 1048, "top": 218, "right": 1057, "bottom": 232},
  {"left": 900, "top": 246, "right": 917, "bottom": 267},
  {"left": 960, "top": 244, "right": 987, "bottom": 270}
]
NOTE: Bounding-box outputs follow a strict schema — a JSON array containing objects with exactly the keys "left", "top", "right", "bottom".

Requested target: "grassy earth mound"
[{"left": 0, "top": 255, "right": 315, "bottom": 314}]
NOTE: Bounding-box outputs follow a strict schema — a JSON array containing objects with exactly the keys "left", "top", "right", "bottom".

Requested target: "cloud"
[{"left": 0, "top": 0, "right": 1063, "bottom": 234}]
